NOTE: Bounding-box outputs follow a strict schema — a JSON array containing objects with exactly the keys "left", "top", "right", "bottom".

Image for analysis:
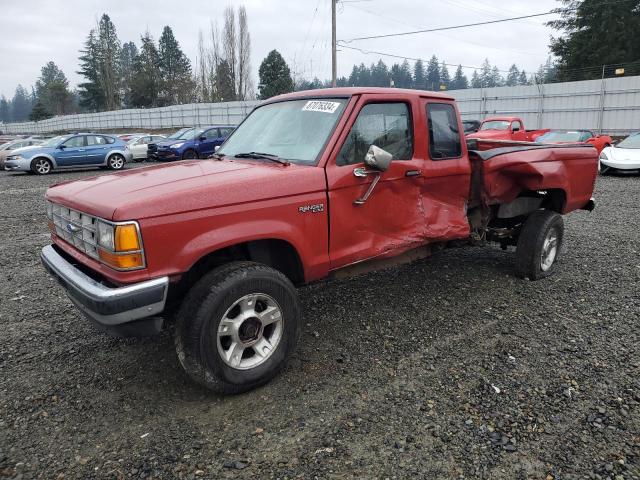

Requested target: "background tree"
[
  {"left": 0, "top": 96, "right": 10, "bottom": 123},
  {"left": 490, "top": 66, "right": 503, "bottom": 87},
  {"left": 96, "top": 14, "right": 122, "bottom": 110},
  {"left": 391, "top": 60, "right": 413, "bottom": 88},
  {"left": 506, "top": 64, "right": 520, "bottom": 86},
  {"left": 258, "top": 50, "right": 293, "bottom": 99},
  {"left": 29, "top": 100, "right": 51, "bottom": 121},
  {"left": 470, "top": 70, "right": 482, "bottom": 89},
  {"left": 130, "top": 32, "right": 162, "bottom": 107},
  {"left": 77, "top": 30, "right": 104, "bottom": 111},
  {"left": 11, "top": 85, "right": 32, "bottom": 121},
  {"left": 120, "top": 41, "right": 138, "bottom": 107},
  {"left": 237, "top": 6, "right": 252, "bottom": 100},
  {"left": 425, "top": 55, "right": 441, "bottom": 91},
  {"left": 216, "top": 60, "right": 236, "bottom": 101},
  {"left": 223, "top": 7, "right": 237, "bottom": 99},
  {"left": 548, "top": 0, "right": 640, "bottom": 80},
  {"left": 35, "top": 62, "right": 72, "bottom": 116},
  {"left": 479, "top": 59, "right": 493, "bottom": 87},
  {"left": 440, "top": 62, "right": 451, "bottom": 90},
  {"left": 413, "top": 59, "right": 426, "bottom": 90},
  {"left": 451, "top": 65, "right": 468, "bottom": 90},
  {"left": 158, "top": 26, "right": 194, "bottom": 105},
  {"left": 518, "top": 69, "right": 529, "bottom": 86},
  {"left": 371, "top": 60, "right": 390, "bottom": 87}
]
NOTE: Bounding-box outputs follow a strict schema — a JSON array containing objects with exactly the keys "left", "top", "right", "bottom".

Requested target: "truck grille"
[{"left": 50, "top": 203, "right": 100, "bottom": 260}]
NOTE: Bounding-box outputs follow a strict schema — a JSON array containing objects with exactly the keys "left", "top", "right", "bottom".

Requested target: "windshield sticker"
[{"left": 302, "top": 100, "right": 341, "bottom": 114}]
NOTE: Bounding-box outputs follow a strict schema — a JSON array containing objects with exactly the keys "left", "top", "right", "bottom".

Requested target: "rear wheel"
[
  {"left": 31, "top": 157, "right": 52, "bottom": 175},
  {"left": 174, "top": 261, "right": 301, "bottom": 394},
  {"left": 182, "top": 149, "right": 198, "bottom": 160},
  {"left": 515, "top": 210, "right": 564, "bottom": 280},
  {"left": 107, "top": 154, "right": 125, "bottom": 170}
]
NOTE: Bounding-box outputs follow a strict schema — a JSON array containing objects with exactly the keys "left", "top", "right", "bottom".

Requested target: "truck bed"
[{"left": 468, "top": 141, "right": 598, "bottom": 214}]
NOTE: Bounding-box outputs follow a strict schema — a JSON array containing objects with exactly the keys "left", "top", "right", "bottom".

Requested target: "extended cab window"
[
  {"left": 337, "top": 102, "right": 413, "bottom": 166},
  {"left": 427, "top": 103, "right": 462, "bottom": 160}
]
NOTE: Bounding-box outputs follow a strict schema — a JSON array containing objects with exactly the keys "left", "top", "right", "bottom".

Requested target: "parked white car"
[
  {"left": 126, "top": 134, "right": 166, "bottom": 162},
  {"left": 599, "top": 133, "right": 640, "bottom": 174}
]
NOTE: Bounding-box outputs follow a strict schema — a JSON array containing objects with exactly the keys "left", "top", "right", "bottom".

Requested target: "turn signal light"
[
  {"left": 115, "top": 224, "right": 141, "bottom": 251},
  {"left": 98, "top": 249, "right": 144, "bottom": 270}
]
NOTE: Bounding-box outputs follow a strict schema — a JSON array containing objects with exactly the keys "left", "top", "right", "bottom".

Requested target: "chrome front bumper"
[{"left": 40, "top": 245, "right": 169, "bottom": 327}]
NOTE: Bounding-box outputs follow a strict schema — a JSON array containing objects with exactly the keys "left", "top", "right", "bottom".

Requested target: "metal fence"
[
  {"left": 450, "top": 75, "right": 640, "bottom": 136},
  {"left": 3, "top": 75, "right": 640, "bottom": 135}
]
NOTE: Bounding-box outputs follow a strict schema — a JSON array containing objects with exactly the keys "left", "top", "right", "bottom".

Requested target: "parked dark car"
[{"left": 148, "top": 125, "right": 236, "bottom": 161}]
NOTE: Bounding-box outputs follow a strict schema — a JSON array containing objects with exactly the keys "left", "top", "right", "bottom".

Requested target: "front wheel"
[
  {"left": 107, "top": 154, "right": 125, "bottom": 170},
  {"left": 515, "top": 210, "right": 564, "bottom": 280},
  {"left": 175, "top": 261, "right": 301, "bottom": 394},
  {"left": 31, "top": 157, "right": 52, "bottom": 175},
  {"left": 182, "top": 149, "right": 198, "bottom": 160}
]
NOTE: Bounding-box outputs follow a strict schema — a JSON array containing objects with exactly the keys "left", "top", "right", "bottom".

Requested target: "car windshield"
[
  {"left": 480, "top": 120, "right": 510, "bottom": 131},
  {"left": 168, "top": 128, "right": 193, "bottom": 140},
  {"left": 127, "top": 136, "right": 144, "bottom": 144},
  {"left": 536, "top": 131, "right": 585, "bottom": 143},
  {"left": 217, "top": 98, "right": 348, "bottom": 165},
  {"left": 616, "top": 133, "right": 640, "bottom": 149},
  {"left": 40, "top": 136, "right": 64, "bottom": 147}
]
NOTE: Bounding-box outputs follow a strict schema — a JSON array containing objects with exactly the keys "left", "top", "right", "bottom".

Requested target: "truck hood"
[{"left": 45, "top": 159, "right": 327, "bottom": 221}]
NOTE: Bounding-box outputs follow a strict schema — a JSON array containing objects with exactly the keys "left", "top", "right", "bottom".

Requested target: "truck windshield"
[
  {"left": 616, "top": 133, "right": 640, "bottom": 149},
  {"left": 480, "top": 120, "right": 510, "bottom": 131},
  {"left": 217, "top": 98, "right": 348, "bottom": 165},
  {"left": 536, "top": 131, "right": 585, "bottom": 143}
]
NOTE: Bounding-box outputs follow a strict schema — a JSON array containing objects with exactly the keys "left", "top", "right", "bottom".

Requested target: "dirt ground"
[{"left": 0, "top": 163, "right": 638, "bottom": 479}]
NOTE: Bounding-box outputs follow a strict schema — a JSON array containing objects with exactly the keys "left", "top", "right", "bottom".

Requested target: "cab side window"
[
  {"left": 337, "top": 102, "right": 413, "bottom": 166},
  {"left": 512, "top": 120, "right": 522, "bottom": 131},
  {"left": 426, "top": 103, "right": 462, "bottom": 160}
]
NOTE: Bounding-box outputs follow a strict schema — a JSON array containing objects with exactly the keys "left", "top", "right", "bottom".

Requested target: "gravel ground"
[{"left": 0, "top": 164, "right": 638, "bottom": 480}]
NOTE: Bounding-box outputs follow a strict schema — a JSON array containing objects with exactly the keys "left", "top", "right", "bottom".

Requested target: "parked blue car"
[
  {"left": 148, "top": 125, "right": 236, "bottom": 161},
  {"left": 4, "top": 133, "right": 132, "bottom": 175}
]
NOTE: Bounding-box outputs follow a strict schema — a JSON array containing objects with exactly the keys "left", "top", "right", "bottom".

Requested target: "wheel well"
[
  {"left": 31, "top": 157, "right": 52, "bottom": 168},
  {"left": 168, "top": 239, "right": 305, "bottom": 308}
]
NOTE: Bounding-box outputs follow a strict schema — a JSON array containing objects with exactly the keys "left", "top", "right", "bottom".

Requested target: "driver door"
[
  {"left": 326, "top": 98, "right": 427, "bottom": 270},
  {"left": 54, "top": 135, "right": 87, "bottom": 166}
]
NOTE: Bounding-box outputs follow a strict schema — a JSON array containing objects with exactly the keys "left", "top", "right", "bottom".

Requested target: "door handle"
[
  {"left": 353, "top": 167, "right": 379, "bottom": 178},
  {"left": 405, "top": 169, "right": 421, "bottom": 177}
]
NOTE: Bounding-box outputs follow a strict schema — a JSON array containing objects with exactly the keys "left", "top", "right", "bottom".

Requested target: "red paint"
[
  {"left": 467, "top": 116, "right": 549, "bottom": 142},
  {"left": 44, "top": 88, "right": 598, "bottom": 287}
]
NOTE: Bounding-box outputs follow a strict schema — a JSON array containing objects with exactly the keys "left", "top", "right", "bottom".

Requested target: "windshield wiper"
[{"left": 234, "top": 152, "right": 290, "bottom": 165}]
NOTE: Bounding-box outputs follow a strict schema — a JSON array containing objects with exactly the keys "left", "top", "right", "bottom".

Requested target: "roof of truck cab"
[
  {"left": 269, "top": 87, "right": 455, "bottom": 102},
  {"left": 482, "top": 116, "right": 522, "bottom": 122}
]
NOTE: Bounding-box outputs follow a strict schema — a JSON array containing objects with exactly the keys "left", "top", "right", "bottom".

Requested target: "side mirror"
[
  {"left": 364, "top": 145, "right": 393, "bottom": 171},
  {"left": 58, "top": 145, "right": 66, "bottom": 150},
  {"left": 199, "top": 135, "right": 207, "bottom": 141},
  {"left": 512, "top": 126, "right": 520, "bottom": 132},
  {"left": 214, "top": 145, "right": 221, "bottom": 152}
]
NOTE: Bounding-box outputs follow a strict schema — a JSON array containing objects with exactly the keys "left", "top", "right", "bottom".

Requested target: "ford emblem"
[{"left": 66, "top": 223, "right": 81, "bottom": 233}]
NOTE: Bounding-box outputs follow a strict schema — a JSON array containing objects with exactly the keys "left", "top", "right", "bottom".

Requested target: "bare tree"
[
  {"left": 195, "top": 30, "right": 209, "bottom": 101},
  {"left": 237, "top": 6, "right": 253, "bottom": 100},
  {"left": 222, "top": 7, "right": 237, "bottom": 100}
]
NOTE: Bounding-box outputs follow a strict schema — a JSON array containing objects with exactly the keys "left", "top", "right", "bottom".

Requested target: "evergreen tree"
[
  {"left": 11, "top": 85, "right": 32, "bottom": 121},
  {"left": 96, "top": 14, "right": 122, "bottom": 109},
  {"left": 490, "top": 66, "right": 503, "bottom": 87},
  {"left": 470, "top": 70, "right": 482, "bottom": 89},
  {"left": 506, "top": 64, "right": 520, "bottom": 86},
  {"left": 413, "top": 59, "right": 426, "bottom": 90},
  {"left": 216, "top": 60, "right": 236, "bottom": 101},
  {"left": 120, "top": 41, "right": 138, "bottom": 107},
  {"left": 451, "top": 65, "right": 468, "bottom": 90},
  {"left": 440, "top": 62, "right": 451, "bottom": 90},
  {"left": 35, "top": 61, "right": 72, "bottom": 115},
  {"left": 0, "top": 96, "right": 9, "bottom": 123},
  {"left": 258, "top": 50, "right": 294, "bottom": 99},
  {"left": 130, "top": 32, "right": 162, "bottom": 107},
  {"left": 29, "top": 99, "right": 51, "bottom": 121},
  {"left": 479, "top": 59, "right": 492, "bottom": 88},
  {"left": 518, "top": 69, "right": 529, "bottom": 86},
  {"left": 425, "top": 55, "right": 440, "bottom": 91},
  {"left": 158, "top": 26, "right": 194, "bottom": 105},
  {"left": 391, "top": 60, "right": 413, "bottom": 88},
  {"left": 548, "top": 0, "right": 640, "bottom": 80},
  {"left": 77, "top": 30, "right": 104, "bottom": 111},
  {"left": 371, "top": 59, "right": 390, "bottom": 87}
]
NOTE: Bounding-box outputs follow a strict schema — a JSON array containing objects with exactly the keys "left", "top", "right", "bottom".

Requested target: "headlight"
[
  {"left": 45, "top": 200, "right": 53, "bottom": 220},
  {"left": 599, "top": 151, "right": 608, "bottom": 160},
  {"left": 171, "top": 142, "right": 184, "bottom": 149},
  {"left": 97, "top": 220, "right": 144, "bottom": 270}
]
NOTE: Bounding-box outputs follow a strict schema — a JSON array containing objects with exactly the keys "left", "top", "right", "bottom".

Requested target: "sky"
[{"left": 0, "top": 0, "right": 562, "bottom": 99}]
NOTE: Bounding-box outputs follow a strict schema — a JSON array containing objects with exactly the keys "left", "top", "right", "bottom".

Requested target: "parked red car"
[
  {"left": 41, "top": 88, "right": 598, "bottom": 393},
  {"left": 467, "top": 116, "right": 549, "bottom": 142},
  {"left": 534, "top": 130, "right": 612, "bottom": 154}
]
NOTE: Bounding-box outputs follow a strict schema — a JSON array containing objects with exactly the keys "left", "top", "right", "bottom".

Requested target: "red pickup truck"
[
  {"left": 41, "top": 88, "right": 597, "bottom": 393},
  {"left": 467, "top": 116, "right": 549, "bottom": 142}
]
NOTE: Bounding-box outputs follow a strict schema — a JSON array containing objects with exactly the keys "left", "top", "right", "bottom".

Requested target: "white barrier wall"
[{"left": 3, "top": 75, "right": 640, "bottom": 135}]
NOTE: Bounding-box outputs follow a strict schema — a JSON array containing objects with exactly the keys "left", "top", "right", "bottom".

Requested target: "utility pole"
[{"left": 332, "top": 0, "right": 337, "bottom": 87}]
